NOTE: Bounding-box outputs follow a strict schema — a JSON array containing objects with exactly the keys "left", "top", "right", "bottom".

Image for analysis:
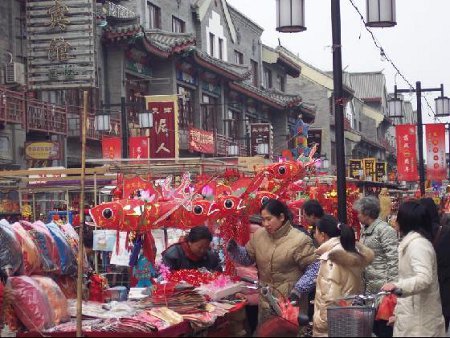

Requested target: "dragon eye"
[
  {"left": 278, "top": 166, "right": 287, "bottom": 175},
  {"left": 261, "top": 196, "right": 270, "bottom": 205},
  {"left": 193, "top": 206, "right": 203, "bottom": 215},
  {"left": 224, "top": 200, "right": 234, "bottom": 209},
  {"left": 102, "top": 208, "right": 113, "bottom": 219}
]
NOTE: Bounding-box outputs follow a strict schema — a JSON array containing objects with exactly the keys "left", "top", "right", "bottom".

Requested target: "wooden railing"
[
  {"left": 27, "top": 100, "right": 67, "bottom": 135},
  {"left": 0, "top": 87, "right": 26, "bottom": 126}
]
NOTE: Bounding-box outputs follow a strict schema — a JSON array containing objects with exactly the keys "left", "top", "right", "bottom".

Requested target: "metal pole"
[
  {"left": 416, "top": 81, "right": 426, "bottom": 196},
  {"left": 76, "top": 90, "right": 88, "bottom": 337},
  {"left": 331, "top": 0, "right": 347, "bottom": 222},
  {"left": 121, "top": 97, "right": 128, "bottom": 158}
]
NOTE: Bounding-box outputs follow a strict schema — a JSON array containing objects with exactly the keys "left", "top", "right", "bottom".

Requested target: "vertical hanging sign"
[
  {"left": 426, "top": 124, "right": 446, "bottom": 181},
  {"left": 396, "top": 124, "right": 419, "bottom": 181},
  {"left": 145, "top": 95, "right": 179, "bottom": 159}
]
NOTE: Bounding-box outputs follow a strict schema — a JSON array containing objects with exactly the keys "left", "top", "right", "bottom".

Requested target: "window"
[
  {"left": 201, "top": 95, "right": 217, "bottom": 132},
  {"left": 209, "top": 33, "right": 215, "bottom": 56},
  {"left": 227, "top": 110, "right": 240, "bottom": 139},
  {"left": 263, "top": 68, "right": 272, "bottom": 89},
  {"left": 277, "top": 74, "right": 285, "bottom": 92},
  {"left": 218, "top": 38, "right": 224, "bottom": 60},
  {"left": 172, "top": 16, "right": 185, "bottom": 33},
  {"left": 251, "top": 60, "right": 258, "bottom": 87},
  {"left": 178, "top": 86, "right": 194, "bottom": 130},
  {"left": 148, "top": 2, "right": 161, "bottom": 29},
  {"left": 234, "top": 50, "right": 243, "bottom": 65}
]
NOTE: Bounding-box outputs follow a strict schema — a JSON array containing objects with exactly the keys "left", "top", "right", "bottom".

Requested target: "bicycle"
[{"left": 327, "top": 289, "right": 402, "bottom": 337}]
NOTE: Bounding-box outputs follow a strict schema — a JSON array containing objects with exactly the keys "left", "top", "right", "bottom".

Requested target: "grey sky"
[{"left": 227, "top": 0, "right": 450, "bottom": 125}]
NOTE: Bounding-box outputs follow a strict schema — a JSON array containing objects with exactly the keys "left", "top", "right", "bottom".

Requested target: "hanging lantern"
[
  {"left": 388, "top": 97, "right": 403, "bottom": 118},
  {"left": 366, "top": 0, "right": 397, "bottom": 28},
  {"left": 276, "top": 0, "right": 306, "bottom": 33},
  {"left": 257, "top": 143, "right": 269, "bottom": 155},
  {"left": 95, "top": 113, "right": 110, "bottom": 131},
  {"left": 435, "top": 96, "right": 450, "bottom": 117},
  {"left": 227, "top": 144, "right": 239, "bottom": 157},
  {"left": 139, "top": 110, "right": 154, "bottom": 128}
]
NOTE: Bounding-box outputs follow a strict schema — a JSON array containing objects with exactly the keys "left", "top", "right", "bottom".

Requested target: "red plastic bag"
[
  {"left": 7, "top": 276, "right": 53, "bottom": 331},
  {"left": 32, "top": 276, "right": 70, "bottom": 325},
  {"left": 279, "top": 298, "right": 300, "bottom": 327},
  {"left": 376, "top": 294, "right": 397, "bottom": 321}
]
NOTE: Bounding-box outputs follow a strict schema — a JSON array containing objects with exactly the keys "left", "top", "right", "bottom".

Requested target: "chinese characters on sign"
[
  {"left": 349, "top": 160, "right": 363, "bottom": 180},
  {"left": 396, "top": 124, "right": 419, "bottom": 181},
  {"left": 376, "top": 162, "right": 387, "bottom": 182},
  {"left": 102, "top": 137, "right": 122, "bottom": 160},
  {"left": 129, "top": 136, "right": 149, "bottom": 160},
  {"left": 426, "top": 124, "right": 446, "bottom": 181},
  {"left": 146, "top": 96, "right": 178, "bottom": 159},
  {"left": 25, "top": 142, "right": 61, "bottom": 160},
  {"left": 27, "top": 0, "right": 96, "bottom": 89},
  {"left": 250, "top": 123, "right": 273, "bottom": 158},
  {"left": 363, "top": 158, "right": 376, "bottom": 182},
  {"left": 189, "top": 128, "right": 215, "bottom": 154}
]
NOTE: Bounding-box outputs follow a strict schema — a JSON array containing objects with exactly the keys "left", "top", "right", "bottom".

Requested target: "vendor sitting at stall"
[{"left": 162, "top": 225, "right": 222, "bottom": 272}]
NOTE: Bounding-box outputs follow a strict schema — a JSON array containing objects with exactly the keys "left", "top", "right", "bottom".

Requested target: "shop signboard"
[
  {"left": 145, "top": 95, "right": 178, "bottom": 159},
  {"left": 363, "top": 158, "right": 376, "bottom": 182},
  {"left": 188, "top": 128, "right": 215, "bottom": 154},
  {"left": 426, "top": 123, "right": 447, "bottom": 181},
  {"left": 26, "top": 0, "right": 96, "bottom": 90},
  {"left": 102, "top": 137, "right": 122, "bottom": 160},
  {"left": 349, "top": 159, "right": 363, "bottom": 180},
  {"left": 25, "top": 141, "right": 61, "bottom": 160},
  {"left": 250, "top": 123, "right": 273, "bottom": 158},
  {"left": 396, "top": 124, "right": 419, "bottom": 181},
  {"left": 129, "top": 136, "right": 149, "bottom": 159},
  {"left": 376, "top": 162, "right": 387, "bottom": 182}
]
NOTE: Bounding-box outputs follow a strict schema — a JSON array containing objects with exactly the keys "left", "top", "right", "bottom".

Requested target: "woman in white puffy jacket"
[{"left": 382, "top": 200, "right": 446, "bottom": 337}]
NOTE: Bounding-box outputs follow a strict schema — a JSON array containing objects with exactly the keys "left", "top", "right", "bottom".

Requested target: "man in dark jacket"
[{"left": 162, "top": 225, "right": 221, "bottom": 272}]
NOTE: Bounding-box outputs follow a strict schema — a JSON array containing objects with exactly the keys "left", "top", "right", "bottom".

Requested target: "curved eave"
[
  {"left": 277, "top": 55, "right": 301, "bottom": 78},
  {"left": 229, "top": 82, "right": 301, "bottom": 110},
  {"left": 193, "top": 54, "right": 247, "bottom": 81}
]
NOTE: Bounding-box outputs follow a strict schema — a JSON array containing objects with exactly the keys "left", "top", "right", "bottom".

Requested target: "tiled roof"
[
  {"left": 348, "top": 72, "right": 387, "bottom": 103},
  {"left": 192, "top": 50, "right": 252, "bottom": 80},
  {"left": 103, "top": 26, "right": 196, "bottom": 58},
  {"left": 229, "top": 82, "right": 302, "bottom": 109},
  {"left": 145, "top": 30, "right": 197, "bottom": 54}
]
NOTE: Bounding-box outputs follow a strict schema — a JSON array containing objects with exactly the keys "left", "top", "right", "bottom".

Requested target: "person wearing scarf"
[{"left": 162, "top": 225, "right": 221, "bottom": 272}]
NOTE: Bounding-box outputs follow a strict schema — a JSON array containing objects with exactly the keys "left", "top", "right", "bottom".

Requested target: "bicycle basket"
[{"left": 327, "top": 305, "right": 376, "bottom": 337}]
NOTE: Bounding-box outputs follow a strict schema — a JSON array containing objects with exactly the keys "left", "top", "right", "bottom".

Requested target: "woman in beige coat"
[
  {"left": 382, "top": 200, "right": 446, "bottom": 337},
  {"left": 313, "top": 215, "right": 374, "bottom": 337},
  {"left": 227, "top": 199, "right": 316, "bottom": 325}
]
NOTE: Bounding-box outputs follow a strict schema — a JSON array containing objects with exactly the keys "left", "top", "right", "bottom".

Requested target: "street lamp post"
[
  {"left": 275, "top": 0, "right": 395, "bottom": 222},
  {"left": 391, "top": 82, "right": 448, "bottom": 196}
]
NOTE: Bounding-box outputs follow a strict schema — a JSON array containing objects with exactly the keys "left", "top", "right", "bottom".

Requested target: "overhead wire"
[{"left": 347, "top": 0, "right": 442, "bottom": 123}]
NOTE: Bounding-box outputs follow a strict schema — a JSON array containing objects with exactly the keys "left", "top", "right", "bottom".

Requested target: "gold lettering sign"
[{"left": 47, "top": 0, "right": 70, "bottom": 30}]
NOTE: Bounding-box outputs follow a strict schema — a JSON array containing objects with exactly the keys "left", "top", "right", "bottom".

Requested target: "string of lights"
[{"left": 347, "top": 0, "right": 442, "bottom": 123}]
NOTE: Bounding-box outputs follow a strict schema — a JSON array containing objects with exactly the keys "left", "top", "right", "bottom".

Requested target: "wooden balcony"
[
  {"left": 27, "top": 100, "right": 67, "bottom": 135},
  {"left": 0, "top": 87, "right": 26, "bottom": 126}
]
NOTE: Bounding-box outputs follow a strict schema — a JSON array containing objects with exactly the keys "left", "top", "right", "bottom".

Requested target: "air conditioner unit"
[{"left": 5, "top": 62, "right": 25, "bottom": 85}]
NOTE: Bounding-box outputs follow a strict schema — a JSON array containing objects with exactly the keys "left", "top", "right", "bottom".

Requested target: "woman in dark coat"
[
  {"left": 162, "top": 225, "right": 221, "bottom": 272},
  {"left": 420, "top": 197, "right": 450, "bottom": 330}
]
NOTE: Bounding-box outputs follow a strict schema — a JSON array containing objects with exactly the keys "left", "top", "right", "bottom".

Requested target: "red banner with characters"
[
  {"left": 426, "top": 123, "right": 447, "bottom": 181},
  {"left": 146, "top": 96, "right": 178, "bottom": 159},
  {"left": 102, "top": 137, "right": 122, "bottom": 160},
  {"left": 189, "top": 128, "right": 215, "bottom": 154},
  {"left": 129, "top": 136, "right": 149, "bottom": 159},
  {"left": 396, "top": 124, "right": 419, "bottom": 181}
]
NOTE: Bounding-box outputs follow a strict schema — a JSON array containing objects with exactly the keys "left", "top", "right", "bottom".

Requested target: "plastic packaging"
[
  {"left": 32, "top": 276, "right": 70, "bottom": 325},
  {"left": 46, "top": 222, "right": 78, "bottom": 276},
  {"left": 20, "top": 221, "right": 61, "bottom": 274},
  {"left": 11, "top": 222, "right": 41, "bottom": 275},
  {"left": 7, "top": 276, "right": 53, "bottom": 331},
  {"left": 0, "top": 220, "right": 23, "bottom": 276}
]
